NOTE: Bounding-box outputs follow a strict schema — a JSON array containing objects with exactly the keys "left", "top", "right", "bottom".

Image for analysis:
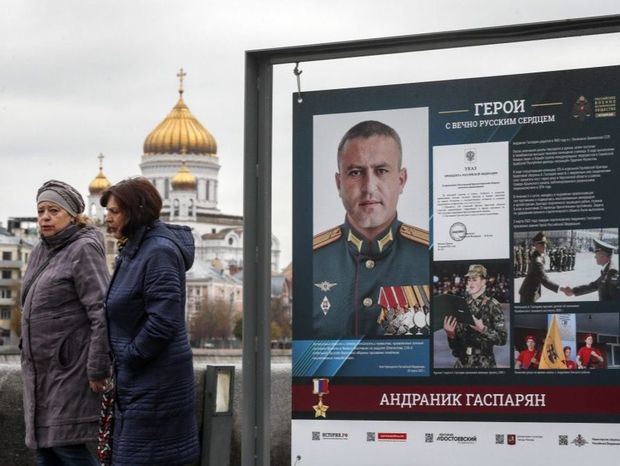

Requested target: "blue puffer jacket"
[{"left": 106, "top": 221, "right": 199, "bottom": 466}]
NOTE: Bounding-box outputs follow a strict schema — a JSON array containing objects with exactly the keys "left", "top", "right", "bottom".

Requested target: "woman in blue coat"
[{"left": 101, "top": 178, "right": 199, "bottom": 466}]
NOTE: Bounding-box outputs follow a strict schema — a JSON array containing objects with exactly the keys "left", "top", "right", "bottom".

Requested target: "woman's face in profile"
[
  {"left": 37, "top": 201, "right": 73, "bottom": 237},
  {"left": 105, "top": 195, "right": 126, "bottom": 239}
]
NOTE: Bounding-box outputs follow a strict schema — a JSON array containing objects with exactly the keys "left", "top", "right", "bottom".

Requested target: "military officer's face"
[
  {"left": 534, "top": 242, "right": 546, "bottom": 254},
  {"left": 594, "top": 250, "right": 610, "bottom": 266},
  {"left": 336, "top": 135, "right": 406, "bottom": 240},
  {"left": 465, "top": 275, "right": 486, "bottom": 297},
  {"left": 526, "top": 340, "right": 535, "bottom": 350}
]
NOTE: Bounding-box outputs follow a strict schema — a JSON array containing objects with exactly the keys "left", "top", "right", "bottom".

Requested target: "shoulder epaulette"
[
  {"left": 399, "top": 224, "right": 429, "bottom": 246},
  {"left": 313, "top": 226, "right": 342, "bottom": 251}
]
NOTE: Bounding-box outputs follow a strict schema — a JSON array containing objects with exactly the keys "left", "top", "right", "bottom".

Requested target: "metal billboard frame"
[{"left": 242, "top": 14, "right": 620, "bottom": 466}]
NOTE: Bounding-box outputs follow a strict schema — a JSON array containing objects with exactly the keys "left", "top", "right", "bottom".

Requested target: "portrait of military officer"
[
  {"left": 442, "top": 264, "right": 507, "bottom": 368},
  {"left": 518, "top": 232, "right": 568, "bottom": 304},
  {"left": 563, "top": 239, "right": 619, "bottom": 301},
  {"left": 312, "top": 120, "right": 429, "bottom": 338}
]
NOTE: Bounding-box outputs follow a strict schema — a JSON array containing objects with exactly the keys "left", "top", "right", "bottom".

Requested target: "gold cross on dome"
[
  {"left": 177, "top": 68, "right": 187, "bottom": 95},
  {"left": 98, "top": 153, "right": 104, "bottom": 170}
]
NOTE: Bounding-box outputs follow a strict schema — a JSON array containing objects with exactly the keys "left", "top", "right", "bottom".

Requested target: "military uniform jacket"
[
  {"left": 312, "top": 217, "right": 428, "bottom": 338},
  {"left": 518, "top": 250, "right": 559, "bottom": 303},
  {"left": 447, "top": 293, "right": 506, "bottom": 367},
  {"left": 572, "top": 262, "right": 619, "bottom": 301}
]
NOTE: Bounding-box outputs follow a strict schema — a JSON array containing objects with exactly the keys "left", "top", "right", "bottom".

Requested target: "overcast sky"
[{"left": 1, "top": 1, "right": 619, "bottom": 267}]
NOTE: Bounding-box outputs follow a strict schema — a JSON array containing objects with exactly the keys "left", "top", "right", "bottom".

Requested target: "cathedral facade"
[{"left": 86, "top": 71, "right": 282, "bottom": 326}]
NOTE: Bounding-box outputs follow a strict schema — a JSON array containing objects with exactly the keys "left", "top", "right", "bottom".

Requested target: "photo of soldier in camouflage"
[{"left": 433, "top": 261, "right": 510, "bottom": 369}]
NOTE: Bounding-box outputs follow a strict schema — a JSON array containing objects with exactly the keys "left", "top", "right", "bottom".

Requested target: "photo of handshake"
[{"left": 559, "top": 286, "right": 574, "bottom": 296}]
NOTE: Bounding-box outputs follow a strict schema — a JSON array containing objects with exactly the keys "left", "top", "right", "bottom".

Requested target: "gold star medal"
[
  {"left": 313, "top": 398, "right": 329, "bottom": 418},
  {"left": 311, "top": 378, "right": 330, "bottom": 418}
]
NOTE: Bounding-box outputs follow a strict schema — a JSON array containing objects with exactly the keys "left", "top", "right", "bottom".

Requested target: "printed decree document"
[{"left": 433, "top": 141, "right": 509, "bottom": 261}]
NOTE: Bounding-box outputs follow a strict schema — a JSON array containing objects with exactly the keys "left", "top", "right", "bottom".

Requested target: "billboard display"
[{"left": 292, "top": 65, "right": 620, "bottom": 464}]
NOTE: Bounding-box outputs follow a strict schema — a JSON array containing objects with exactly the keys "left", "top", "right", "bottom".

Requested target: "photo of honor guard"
[
  {"left": 517, "top": 232, "right": 569, "bottom": 304},
  {"left": 442, "top": 264, "right": 507, "bottom": 368},
  {"left": 562, "top": 239, "right": 619, "bottom": 301},
  {"left": 312, "top": 120, "right": 429, "bottom": 338}
]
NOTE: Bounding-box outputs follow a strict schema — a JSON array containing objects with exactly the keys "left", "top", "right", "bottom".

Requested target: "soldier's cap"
[
  {"left": 593, "top": 238, "right": 615, "bottom": 255},
  {"left": 532, "top": 231, "right": 547, "bottom": 244},
  {"left": 525, "top": 335, "right": 535, "bottom": 343},
  {"left": 465, "top": 264, "right": 487, "bottom": 278}
]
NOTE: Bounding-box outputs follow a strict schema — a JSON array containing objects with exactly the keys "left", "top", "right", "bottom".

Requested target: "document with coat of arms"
[{"left": 433, "top": 141, "right": 509, "bottom": 260}]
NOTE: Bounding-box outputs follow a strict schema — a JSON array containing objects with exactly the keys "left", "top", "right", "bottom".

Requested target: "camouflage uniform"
[{"left": 448, "top": 293, "right": 507, "bottom": 368}]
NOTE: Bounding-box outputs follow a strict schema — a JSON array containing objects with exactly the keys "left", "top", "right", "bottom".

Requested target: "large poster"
[{"left": 292, "top": 65, "right": 620, "bottom": 465}]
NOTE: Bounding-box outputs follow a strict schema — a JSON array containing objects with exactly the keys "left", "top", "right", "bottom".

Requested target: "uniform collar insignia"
[
  {"left": 376, "top": 229, "right": 394, "bottom": 253},
  {"left": 344, "top": 216, "right": 398, "bottom": 257},
  {"left": 347, "top": 230, "right": 363, "bottom": 252}
]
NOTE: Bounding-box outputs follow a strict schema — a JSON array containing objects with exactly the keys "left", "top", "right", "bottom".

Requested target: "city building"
[{"left": 0, "top": 225, "right": 34, "bottom": 345}]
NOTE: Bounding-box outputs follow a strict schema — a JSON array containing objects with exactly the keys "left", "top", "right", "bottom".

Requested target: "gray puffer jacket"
[{"left": 20, "top": 224, "right": 110, "bottom": 449}]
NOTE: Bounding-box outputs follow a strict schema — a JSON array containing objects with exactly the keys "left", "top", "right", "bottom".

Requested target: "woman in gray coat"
[{"left": 21, "top": 180, "right": 110, "bottom": 466}]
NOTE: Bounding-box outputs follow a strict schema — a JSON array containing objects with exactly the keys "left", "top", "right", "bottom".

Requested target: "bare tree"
[{"left": 189, "top": 298, "right": 233, "bottom": 344}]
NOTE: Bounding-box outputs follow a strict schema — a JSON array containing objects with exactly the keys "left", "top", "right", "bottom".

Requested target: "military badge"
[
  {"left": 320, "top": 296, "right": 331, "bottom": 315},
  {"left": 312, "top": 378, "right": 330, "bottom": 418},
  {"left": 314, "top": 281, "right": 337, "bottom": 292}
]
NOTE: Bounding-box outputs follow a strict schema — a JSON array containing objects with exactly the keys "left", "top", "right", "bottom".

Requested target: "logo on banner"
[
  {"left": 495, "top": 434, "right": 505, "bottom": 444},
  {"left": 594, "top": 95, "right": 616, "bottom": 118},
  {"left": 559, "top": 435, "right": 569, "bottom": 446},
  {"left": 312, "top": 431, "right": 349, "bottom": 441},
  {"left": 436, "top": 433, "right": 477, "bottom": 444},
  {"left": 377, "top": 432, "right": 407, "bottom": 442},
  {"left": 572, "top": 435, "right": 588, "bottom": 447},
  {"left": 312, "top": 378, "right": 330, "bottom": 418},
  {"left": 572, "top": 96, "right": 592, "bottom": 121},
  {"left": 507, "top": 434, "right": 516, "bottom": 445},
  {"left": 425, "top": 433, "right": 434, "bottom": 443}
]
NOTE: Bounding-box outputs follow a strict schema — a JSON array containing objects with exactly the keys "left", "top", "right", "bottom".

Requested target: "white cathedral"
[{"left": 85, "top": 70, "right": 281, "bottom": 319}]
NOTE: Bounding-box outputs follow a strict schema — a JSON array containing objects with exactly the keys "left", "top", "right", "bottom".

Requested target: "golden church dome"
[
  {"left": 143, "top": 69, "right": 217, "bottom": 156},
  {"left": 171, "top": 161, "right": 197, "bottom": 191},
  {"left": 88, "top": 153, "right": 111, "bottom": 195}
]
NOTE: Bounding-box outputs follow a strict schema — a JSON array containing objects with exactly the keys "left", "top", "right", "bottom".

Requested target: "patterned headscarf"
[{"left": 36, "top": 180, "right": 85, "bottom": 217}]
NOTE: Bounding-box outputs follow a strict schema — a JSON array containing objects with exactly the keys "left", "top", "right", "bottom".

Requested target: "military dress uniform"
[
  {"left": 312, "top": 217, "right": 428, "bottom": 338},
  {"left": 572, "top": 263, "right": 619, "bottom": 301},
  {"left": 447, "top": 293, "right": 507, "bottom": 368},
  {"left": 518, "top": 233, "right": 559, "bottom": 304}
]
